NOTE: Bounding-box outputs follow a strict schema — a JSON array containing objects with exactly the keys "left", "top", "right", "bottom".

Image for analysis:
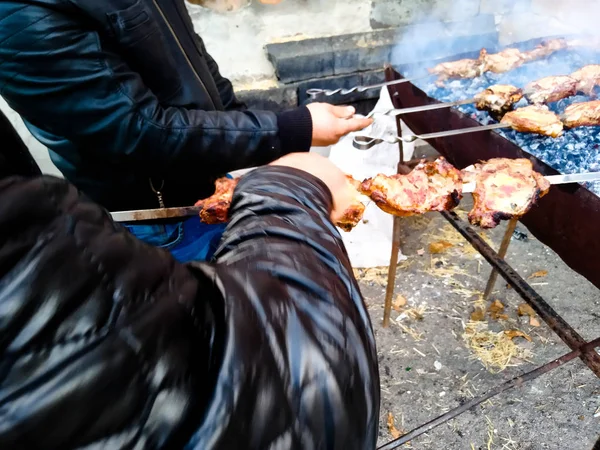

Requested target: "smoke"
[{"left": 385, "top": 0, "right": 600, "bottom": 84}]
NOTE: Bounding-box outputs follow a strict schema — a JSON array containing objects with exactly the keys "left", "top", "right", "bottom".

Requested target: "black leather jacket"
[
  {"left": 0, "top": 166, "right": 380, "bottom": 448},
  {"left": 0, "top": 0, "right": 312, "bottom": 211}
]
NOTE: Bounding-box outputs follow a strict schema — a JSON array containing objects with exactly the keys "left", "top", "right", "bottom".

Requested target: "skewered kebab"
[
  {"left": 429, "top": 49, "right": 488, "bottom": 86},
  {"left": 483, "top": 48, "right": 527, "bottom": 74},
  {"left": 429, "top": 38, "right": 567, "bottom": 85},
  {"left": 193, "top": 158, "right": 600, "bottom": 231},
  {"left": 560, "top": 100, "right": 600, "bottom": 128},
  {"left": 523, "top": 75, "right": 578, "bottom": 104},
  {"left": 500, "top": 105, "right": 564, "bottom": 138},
  {"left": 462, "top": 158, "right": 551, "bottom": 228},
  {"left": 360, "top": 158, "right": 463, "bottom": 216},
  {"left": 571, "top": 65, "right": 600, "bottom": 96},
  {"left": 194, "top": 175, "right": 369, "bottom": 231},
  {"left": 474, "top": 84, "right": 524, "bottom": 118}
]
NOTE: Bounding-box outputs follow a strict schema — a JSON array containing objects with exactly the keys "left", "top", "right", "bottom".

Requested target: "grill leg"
[
  {"left": 483, "top": 218, "right": 518, "bottom": 301},
  {"left": 383, "top": 216, "right": 402, "bottom": 327},
  {"left": 383, "top": 118, "right": 405, "bottom": 327}
]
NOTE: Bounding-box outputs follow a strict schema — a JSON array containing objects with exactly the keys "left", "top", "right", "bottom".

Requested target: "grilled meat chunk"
[
  {"left": 336, "top": 175, "right": 367, "bottom": 231},
  {"left": 560, "top": 100, "right": 600, "bottom": 128},
  {"left": 194, "top": 176, "right": 238, "bottom": 224},
  {"left": 195, "top": 174, "right": 367, "bottom": 231},
  {"left": 521, "top": 38, "right": 568, "bottom": 61},
  {"left": 429, "top": 49, "right": 487, "bottom": 86},
  {"left": 483, "top": 48, "right": 526, "bottom": 73},
  {"left": 474, "top": 84, "right": 523, "bottom": 118},
  {"left": 501, "top": 105, "right": 564, "bottom": 137},
  {"left": 360, "top": 157, "right": 462, "bottom": 216},
  {"left": 523, "top": 75, "right": 578, "bottom": 104},
  {"left": 571, "top": 65, "right": 600, "bottom": 96},
  {"left": 464, "top": 158, "right": 551, "bottom": 229}
]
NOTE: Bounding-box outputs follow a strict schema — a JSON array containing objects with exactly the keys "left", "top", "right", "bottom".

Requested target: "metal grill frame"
[{"left": 377, "top": 66, "right": 600, "bottom": 449}]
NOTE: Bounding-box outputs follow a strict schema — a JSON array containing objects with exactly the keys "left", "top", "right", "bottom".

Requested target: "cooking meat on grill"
[
  {"left": 523, "top": 75, "right": 578, "bottom": 104},
  {"left": 194, "top": 176, "right": 238, "bottom": 225},
  {"left": 521, "top": 38, "right": 568, "bottom": 62},
  {"left": 360, "top": 157, "right": 463, "bottom": 216},
  {"left": 483, "top": 48, "right": 526, "bottom": 73},
  {"left": 560, "top": 100, "right": 600, "bottom": 128},
  {"left": 429, "top": 49, "right": 487, "bottom": 86},
  {"left": 464, "top": 158, "right": 551, "bottom": 229},
  {"left": 571, "top": 65, "right": 600, "bottom": 96},
  {"left": 474, "top": 84, "right": 523, "bottom": 118},
  {"left": 195, "top": 174, "right": 367, "bottom": 231},
  {"left": 500, "top": 105, "right": 564, "bottom": 137},
  {"left": 428, "top": 40, "right": 567, "bottom": 85}
]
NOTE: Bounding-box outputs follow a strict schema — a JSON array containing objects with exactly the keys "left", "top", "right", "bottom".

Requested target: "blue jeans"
[{"left": 124, "top": 217, "right": 227, "bottom": 263}]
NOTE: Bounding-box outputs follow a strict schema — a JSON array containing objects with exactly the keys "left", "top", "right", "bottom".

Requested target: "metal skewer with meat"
[
  {"left": 429, "top": 38, "right": 568, "bottom": 85},
  {"left": 190, "top": 158, "right": 600, "bottom": 231}
]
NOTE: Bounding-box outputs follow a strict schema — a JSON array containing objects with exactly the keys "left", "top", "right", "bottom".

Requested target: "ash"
[{"left": 409, "top": 48, "right": 600, "bottom": 196}]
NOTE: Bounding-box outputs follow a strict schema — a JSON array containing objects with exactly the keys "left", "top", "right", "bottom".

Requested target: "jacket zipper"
[
  {"left": 150, "top": 0, "right": 218, "bottom": 207},
  {"left": 151, "top": 0, "right": 217, "bottom": 110}
]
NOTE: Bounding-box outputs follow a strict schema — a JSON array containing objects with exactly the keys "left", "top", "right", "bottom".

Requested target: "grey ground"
[{"left": 358, "top": 196, "right": 600, "bottom": 449}]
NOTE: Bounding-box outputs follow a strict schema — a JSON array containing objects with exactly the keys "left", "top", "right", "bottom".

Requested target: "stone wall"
[{"left": 190, "top": 0, "right": 591, "bottom": 87}]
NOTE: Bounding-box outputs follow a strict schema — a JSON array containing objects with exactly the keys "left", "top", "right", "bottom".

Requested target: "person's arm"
[
  {"left": 0, "top": 18, "right": 311, "bottom": 177},
  {"left": 187, "top": 161, "right": 380, "bottom": 449},
  {"left": 195, "top": 34, "right": 247, "bottom": 112},
  {"left": 0, "top": 158, "right": 379, "bottom": 448}
]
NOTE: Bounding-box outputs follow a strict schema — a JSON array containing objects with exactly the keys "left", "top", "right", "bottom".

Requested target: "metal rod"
[
  {"left": 383, "top": 216, "right": 402, "bottom": 328},
  {"left": 441, "top": 211, "right": 600, "bottom": 376},
  {"left": 483, "top": 218, "right": 518, "bottom": 301},
  {"left": 306, "top": 74, "right": 432, "bottom": 98},
  {"left": 378, "top": 336, "right": 600, "bottom": 450},
  {"left": 383, "top": 121, "right": 406, "bottom": 328},
  {"left": 369, "top": 98, "right": 477, "bottom": 117}
]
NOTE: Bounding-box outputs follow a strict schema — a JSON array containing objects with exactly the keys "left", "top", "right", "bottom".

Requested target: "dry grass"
[
  {"left": 463, "top": 320, "right": 533, "bottom": 373},
  {"left": 353, "top": 261, "right": 412, "bottom": 285}
]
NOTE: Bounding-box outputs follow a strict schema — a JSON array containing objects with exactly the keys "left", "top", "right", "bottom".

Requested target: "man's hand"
[
  {"left": 270, "top": 153, "right": 356, "bottom": 223},
  {"left": 307, "top": 103, "right": 373, "bottom": 147}
]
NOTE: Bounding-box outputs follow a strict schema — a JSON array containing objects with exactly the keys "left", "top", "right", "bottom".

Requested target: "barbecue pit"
[{"left": 352, "top": 36, "right": 600, "bottom": 449}]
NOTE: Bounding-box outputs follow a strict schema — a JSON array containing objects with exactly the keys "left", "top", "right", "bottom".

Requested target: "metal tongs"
[{"left": 353, "top": 123, "right": 510, "bottom": 150}]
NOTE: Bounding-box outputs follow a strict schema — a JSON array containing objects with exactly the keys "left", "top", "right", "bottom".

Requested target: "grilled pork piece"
[
  {"left": 194, "top": 176, "right": 238, "bottom": 225},
  {"left": 500, "top": 105, "right": 564, "bottom": 137},
  {"left": 523, "top": 75, "right": 578, "bottom": 104},
  {"left": 360, "top": 157, "right": 462, "bottom": 217},
  {"left": 464, "top": 158, "right": 551, "bottom": 229},
  {"left": 483, "top": 48, "right": 526, "bottom": 73},
  {"left": 560, "top": 100, "right": 600, "bottom": 128},
  {"left": 336, "top": 175, "right": 368, "bottom": 232},
  {"left": 429, "top": 49, "right": 487, "bottom": 86},
  {"left": 571, "top": 65, "right": 600, "bottom": 96},
  {"left": 194, "top": 175, "right": 367, "bottom": 231},
  {"left": 474, "top": 84, "right": 523, "bottom": 118},
  {"left": 521, "top": 38, "right": 568, "bottom": 61}
]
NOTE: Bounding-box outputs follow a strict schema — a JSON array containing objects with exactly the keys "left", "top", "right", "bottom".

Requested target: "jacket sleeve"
[
  {"left": 0, "top": 15, "right": 311, "bottom": 176},
  {"left": 0, "top": 169, "right": 379, "bottom": 449},
  {"left": 195, "top": 35, "right": 247, "bottom": 112},
  {"left": 187, "top": 166, "right": 381, "bottom": 450}
]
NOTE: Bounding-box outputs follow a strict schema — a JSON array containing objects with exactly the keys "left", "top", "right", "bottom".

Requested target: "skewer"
[
  {"left": 365, "top": 98, "right": 478, "bottom": 118},
  {"left": 353, "top": 122, "right": 509, "bottom": 149},
  {"left": 306, "top": 74, "right": 432, "bottom": 99}
]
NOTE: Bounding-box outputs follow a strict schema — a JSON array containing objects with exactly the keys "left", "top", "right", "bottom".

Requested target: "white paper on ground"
[{"left": 329, "top": 87, "right": 413, "bottom": 268}]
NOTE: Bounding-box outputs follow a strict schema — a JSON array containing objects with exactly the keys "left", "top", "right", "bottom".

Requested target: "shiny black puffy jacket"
[
  {"left": 0, "top": 0, "right": 312, "bottom": 211},
  {"left": 0, "top": 166, "right": 380, "bottom": 449}
]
